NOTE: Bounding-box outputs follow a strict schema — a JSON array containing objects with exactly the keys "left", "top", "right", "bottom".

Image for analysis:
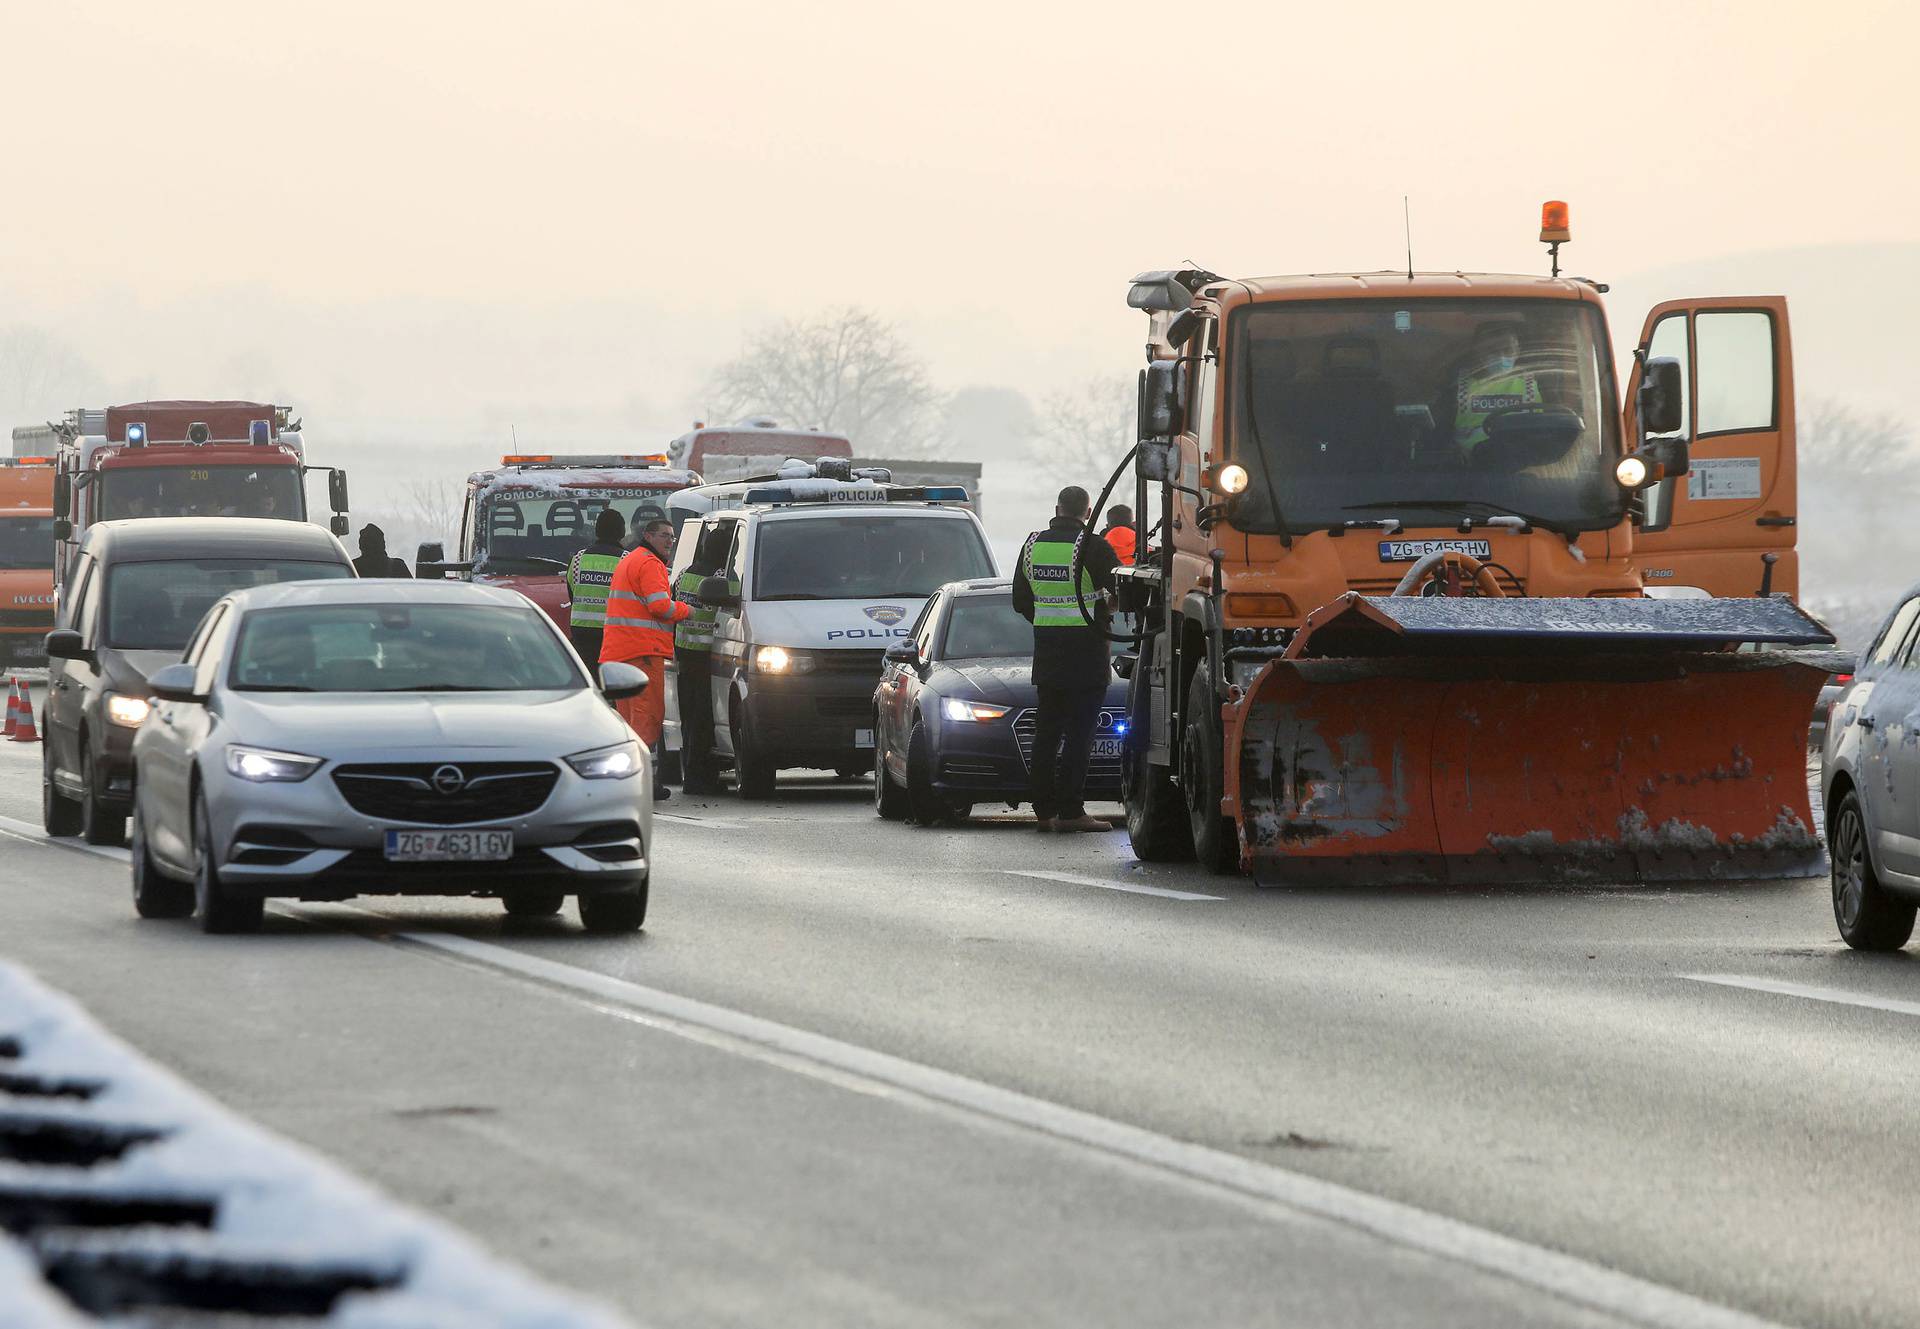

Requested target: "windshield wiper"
[
  {"left": 1340, "top": 499, "right": 1563, "bottom": 533},
  {"left": 369, "top": 684, "right": 500, "bottom": 692},
  {"left": 233, "top": 684, "right": 318, "bottom": 692},
  {"left": 757, "top": 592, "right": 831, "bottom": 601}
]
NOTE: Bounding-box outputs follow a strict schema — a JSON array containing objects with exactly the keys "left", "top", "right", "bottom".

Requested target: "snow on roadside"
[{"left": 0, "top": 961, "right": 633, "bottom": 1327}]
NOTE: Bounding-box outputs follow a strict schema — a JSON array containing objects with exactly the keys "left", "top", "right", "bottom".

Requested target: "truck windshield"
[
  {"left": 105, "top": 559, "right": 352, "bottom": 651},
  {"left": 754, "top": 516, "right": 993, "bottom": 601},
  {"left": 97, "top": 466, "right": 305, "bottom": 521},
  {"left": 477, "top": 488, "right": 678, "bottom": 574},
  {"left": 0, "top": 517, "right": 54, "bottom": 570},
  {"left": 1226, "top": 298, "right": 1624, "bottom": 534}
]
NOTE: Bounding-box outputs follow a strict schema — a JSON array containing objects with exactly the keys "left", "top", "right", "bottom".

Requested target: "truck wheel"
[
  {"left": 130, "top": 807, "right": 193, "bottom": 920},
  {"left": 1124, "top": 661, "right": 1193, "bottom": 862},
  {"left": 194, "top": 789, "right": 263, "bottom": 935},
  {"left": 1183, "top": 667, "right": 1239, "bottom": 875},
  {"left": 733, "top": 705, "right": 777, "bottom": 800},
  {"left": 905, "top": 721, "right": 958, "bottom": 826},
  {"left": 42, "top": 746, "right": 82, "bottom": 837},
  {"left": 874, "top": 733, "right": 909, "bottom": 820},
  {"left": 579, "top": 878, "right": 649, "bottom": 933},
  {"left": 80, "top": 751, "right": 126, "bottom": 847},
  {"left": 1831, "top": 791, "right": 1915, "bottom": 951}
]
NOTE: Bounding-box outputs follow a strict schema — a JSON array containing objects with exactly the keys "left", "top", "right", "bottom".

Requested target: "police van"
[{"left": 668, "top": 478, "right": 994, "bottom": 798}]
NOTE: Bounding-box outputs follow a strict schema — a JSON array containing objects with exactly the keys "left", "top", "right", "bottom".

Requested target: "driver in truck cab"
[{"left": 1453, "top": 321, "right": 1543, "bottom": 456}]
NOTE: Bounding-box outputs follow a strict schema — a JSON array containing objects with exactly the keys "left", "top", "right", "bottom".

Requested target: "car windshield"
[
  {"left": 940, "top": 594, "right": 1033, "bottom": 659},
  {"left": 229, "top": 603, "right": 583, "bottom": 692},
  {"left": 105, "top": 559, "right": 351, "bottom": 651},
  {"left": 97, "top": 465, "right": 305, "bottom": 521},
  {"left": 0, "top": 517, "right": 53, "bottom": 570},
  {"left": 1226, "top": 297, "right": 1624, "bottom": 534},
  {"left": 477, "top": 488, "right": 680, "bottom": 574},
  {"left": 754, "top": 516, "right": 992, "bottom": 601}
]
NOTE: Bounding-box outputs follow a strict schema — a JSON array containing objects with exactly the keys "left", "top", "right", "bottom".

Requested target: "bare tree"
[
  {"left": 1033, "top": 375, "right": 1135, "bottom": 484},
  {"left": 0, "top": 326, "right": 103, "bottom": 424},
  {"left": 705, "top": 308, "right": 941, "bottom": 455},
  {"left": 1797, "top": 397, "right": 1920, "bottom": 606},
  {"left": 404, "top": 477, "right": 467, "bottom": 541}
]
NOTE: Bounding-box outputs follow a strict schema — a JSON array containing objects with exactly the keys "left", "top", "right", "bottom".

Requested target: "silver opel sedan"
[{"left": 128, "top": 580, "right": 653, "bottom": 934}]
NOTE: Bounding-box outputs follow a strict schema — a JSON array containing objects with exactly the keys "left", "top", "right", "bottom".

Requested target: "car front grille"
[
  {"left": 331, "top": 762, "right": 559, "bottom": 825},
  {"left": 813, "top": 649, "right": 886, "bottom": 677},
  {"left": 817, "top": 696, "right": 872, "bottom": 719},
  {"left": 1011, "top": 707, "right": 1125, "bottom": 778}
]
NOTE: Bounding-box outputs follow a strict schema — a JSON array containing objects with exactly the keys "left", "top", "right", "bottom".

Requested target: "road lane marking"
[
  {"left": 390, "top": 927, "right": 1778, "bottom": 1329},
  {"left": 0, "top": 813, "right": 131, "bottom": 864},
  {"left": 1685, "top": 973, "right": 1920, "bottom": 1019},
  {"left": 653, "top": 811, "right": 750, "bottom": 831},
  {"left": 1002, "top": 869, "right": 1224, "bottom": 901}
]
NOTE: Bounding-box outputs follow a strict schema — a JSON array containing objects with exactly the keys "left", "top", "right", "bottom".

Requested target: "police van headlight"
[
  {"left": 565, "top": 739, "right": 642, "bottom": 780},
  {"left": 753, "top": 645, "right": 816, "bottom": 674},
  {"left": 943, "top": 698, "right": 1009, "bottom": 723}
]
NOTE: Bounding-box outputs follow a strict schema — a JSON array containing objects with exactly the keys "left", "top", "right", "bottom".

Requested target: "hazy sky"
[{"left": 4, "top": 0, "right": 1917, "bottom": 438}]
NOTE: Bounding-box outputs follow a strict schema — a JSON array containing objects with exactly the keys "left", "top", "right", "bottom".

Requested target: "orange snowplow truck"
[
  {"left": 1110, "top": 206, "right": 1836, "bottom": 885},
  {"left": 0, "top": 457, "right": 57, "bottom": 670}
]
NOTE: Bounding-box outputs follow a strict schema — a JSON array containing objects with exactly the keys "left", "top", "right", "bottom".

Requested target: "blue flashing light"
[
  {"left": 1114, "top": 720, "right": 1129, "bottom": 735},
  {"left": 249, "top": 419, "right": 271, "bottom": 445},
  {"left": 125, "top": 423, "right": 146, "bottom": 446}
]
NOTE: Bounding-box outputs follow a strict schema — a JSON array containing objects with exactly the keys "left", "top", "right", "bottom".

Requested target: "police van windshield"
[
  {"left": 1227, "top": 298, "right": 1624, "bottom": 534},
  {"left": 98, "top": 466, "right": 304, "bottom": 521},
  {"left": 0, "top": 517, "right": 54, "bottom": 569},
  {"left": 754, "top": 515, "right": 993, "bottom": 601},
  {"left": 478, "top": 488, "right": 676, "bottom": 574}
]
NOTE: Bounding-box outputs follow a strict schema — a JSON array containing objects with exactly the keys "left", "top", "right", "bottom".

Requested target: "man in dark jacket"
[
  {"left": 353, "top": 525, "right": 412, "bottom": 579},
  {"left": 1013, "top": 485, "right": 1119, "bottom": 832}
]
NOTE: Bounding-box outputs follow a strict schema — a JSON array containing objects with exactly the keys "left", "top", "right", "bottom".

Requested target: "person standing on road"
[
  {"left": 564, "top": 508, "right": 627, "bottom": 666},
  {"left": 602, "top": 517, "right": 690, "bottom": 802},
  {"left": 1014, "top": 485, "right": 1119, "bottom": 833},
  {"left": 1099, "top": 504, "right": 1136, "bottom": 566},
  {"left": 673, "top": 522, "right": 730, "bottom": 795},
  {"left": 352, "top": 525, "right": 413, "bottom": 579}
]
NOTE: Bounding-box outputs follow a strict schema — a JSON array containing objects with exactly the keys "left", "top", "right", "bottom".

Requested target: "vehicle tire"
[
  {"left": 1124, "top": 655, "right": 1192, "bottom": 862},
  {"left": 130, "top": 806, "right": 193, "bottom": 920},
  {"left": 193, "top": 788, "right": 263, "bottom": 935},
  {"left": 42, "top": 745, "right": 82, "bottom": 838},
  {"left": 733, "top": 704, "right": 777, "bottom": 800},
  {"left": 905, "top": 721, "right": 958, "bottom": 826},
  {"left": 874, "top": 733, "right": 909, "bottom": 820},
  {"left": 579, "top": 878, "right": 649, "bottom": 933},
  {"left": 502, "top": 888, "right": 566, "bottom": 917},
  {"left": 1183, "top": 667, "right": 1239, "bottom": 875},
  {"left": 1831, "top": 790, "right": 1915, "bottom": 951},
  {"left": 80, "top": 750, "right": 126, "bottom": 847}
]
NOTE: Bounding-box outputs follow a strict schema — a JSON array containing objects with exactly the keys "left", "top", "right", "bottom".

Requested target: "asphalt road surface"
[{"left": 1, "top": 719, "right": 1914, "bottom": 1329}]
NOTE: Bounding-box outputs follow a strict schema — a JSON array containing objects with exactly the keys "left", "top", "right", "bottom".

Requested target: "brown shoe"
[{"left": 1054, "top": 814, "right": 1113, "bottom": 832}]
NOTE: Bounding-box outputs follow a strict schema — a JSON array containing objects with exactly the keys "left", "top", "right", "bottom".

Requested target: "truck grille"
[
  {"left": 331, "top": 762, "right": 558, "bottom": 825},
  {"left": 1348, "top": 569, "right": 1524, "bottom": 598},
  {"left": 0, "top": 609, "right": 53, "bottom": 628},
  {"left": 1011, "top": 708, "right": 1125, "bottom": 779}
]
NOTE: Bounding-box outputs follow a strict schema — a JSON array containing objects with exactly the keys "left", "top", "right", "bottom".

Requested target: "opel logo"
[{"left": 431, "top": 765, "right": 467, "bottom": 795}]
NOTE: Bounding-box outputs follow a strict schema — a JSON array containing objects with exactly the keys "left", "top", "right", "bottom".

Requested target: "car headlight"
[
  {"left": 753, "top": 645, "right": 816, "bottom": 674},
  {"left": 224, "top": 744, "right": 323, "bottom": 782},
  {"left": 565, "top": 740, "right": 643, "bottom": 780},
  {"left": 942, "top": 697, "right": 1009, "bottom": 723},
  {"left": 105, "top": 693, "right": 150, "bottom": 727}
]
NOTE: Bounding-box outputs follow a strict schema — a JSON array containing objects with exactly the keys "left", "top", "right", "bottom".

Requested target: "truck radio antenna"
[{"left": 1403, "top": 196, "right": 1415, "bottom": 281}]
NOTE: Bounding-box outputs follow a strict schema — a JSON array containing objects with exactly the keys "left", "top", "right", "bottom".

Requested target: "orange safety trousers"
[{"left": 613, "top": 656, "right": 669, "bottom": 751}]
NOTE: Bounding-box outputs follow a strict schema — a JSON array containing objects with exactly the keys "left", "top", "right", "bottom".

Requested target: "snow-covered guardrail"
[{"left": 0, "top": 963, "right": 631, "bottom": 1326}]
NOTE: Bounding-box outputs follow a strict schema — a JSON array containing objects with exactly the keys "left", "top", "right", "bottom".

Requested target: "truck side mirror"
[
  {"left": 329, "top": 514, "right": 350, "bottom": 537},
  {"left": 1638, "top": 356, "right": 1684, "bottom": 438},
  {"left": 1136, "top": 438, "right": 1177, "bottom": 482},
  {"left": 53, "top": 519, "right": 72, "bottom": 541},
  {"left": 52, "top": 473, "right": 70, "bottom": 519},
  {"left": 328, "top": 470, "right": 350, "bottom": 513},
  {"left": 416, "top": 542, "right": 446, "bottom": 567},
  {"left": 1139, "top": 360, "right": 1184, "bottom": 440},
  {"left": 697, "top": 575, "right": 739, "bottom": 607}
]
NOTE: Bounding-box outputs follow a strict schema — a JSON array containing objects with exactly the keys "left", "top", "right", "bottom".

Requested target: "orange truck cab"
[
  {"left": 1111, "top": 205, "right": 1829, "bottom": 885},
  {"left": 421, "top": 455, "right": 703, "bottom": 632},
  {"left": 0, "top": 457, "right": 57, "bottom": 670}
]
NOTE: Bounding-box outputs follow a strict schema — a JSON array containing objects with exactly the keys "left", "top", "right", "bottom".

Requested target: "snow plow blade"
[{"left": 1228, "top": 595, "right": 1839, "bottom": 887}]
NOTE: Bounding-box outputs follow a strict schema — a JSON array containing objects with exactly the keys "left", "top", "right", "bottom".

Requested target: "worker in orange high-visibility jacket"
[
  {"left": 601, "top": 517, "right": 690, "bottom": 801},
  {"left": 1100, "top": 504, "right": 1136, "bottom": 566}
]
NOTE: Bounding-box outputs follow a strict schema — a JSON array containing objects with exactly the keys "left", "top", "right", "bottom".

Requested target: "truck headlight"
[
  {"left": 753, "top": 645, "right": 815, "bottom": 674},
  {"left": 105, "top": 694, "right": 150, "bottom": 727},
  {"left": 1615, "top": 455, "right": 1650, "bottom": 489},
  {"left": 224, "top": 744, "right": 323, "bottom": 782},
  {"left": 565, "top": 740, "right": 643, "bottom": 780},
  {"left": 943, "top": 698, "right": 1009, "bottom": 723}
]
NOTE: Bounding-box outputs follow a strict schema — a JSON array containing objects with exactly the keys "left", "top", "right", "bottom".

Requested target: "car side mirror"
[
  {"left": 327, "top": 470, "right": 350, "bottom": 513},
  {"left": 599, "top": 660, "right": 648, "bottom": 701},
  {"left": 44, "top": 629, "right": 91, "bottom": 664},
  {"left": 1638, "top": 355, "right": 1685, "bottom": 438},
  {"left": 697, "top": 575, "right": 739, "bottom": 607},
  {"left": 884, "top": 641, "right": 920, "bottom": 666},
  {"left": 147, "top": 663, "right": 206, "bottom": 704}
]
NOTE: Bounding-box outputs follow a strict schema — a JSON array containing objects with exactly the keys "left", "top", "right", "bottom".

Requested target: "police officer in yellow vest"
[
  {"left": 565, "top": 508, "right": 628, "bottom": 664},
  {"left": 1013, "top": 485, "right": 1120, "bottom": 833},
  {"left": 1453, "top": 322, "right": 1543, "bottom": 457},
  {"left": 673, "top": 523, "right": 732, "bottom": 795}
]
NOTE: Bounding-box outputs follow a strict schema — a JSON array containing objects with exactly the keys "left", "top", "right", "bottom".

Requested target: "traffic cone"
[
  {"left": 7, "top": 678, "right": 37, "bottom": 744},
  {"left": 2, "top": 677, "right": 18, "bottom": 739}
]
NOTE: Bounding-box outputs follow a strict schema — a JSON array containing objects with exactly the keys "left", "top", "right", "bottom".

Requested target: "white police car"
[{"left": 673, "top": 480, "right": 995, "bottom": 798}]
